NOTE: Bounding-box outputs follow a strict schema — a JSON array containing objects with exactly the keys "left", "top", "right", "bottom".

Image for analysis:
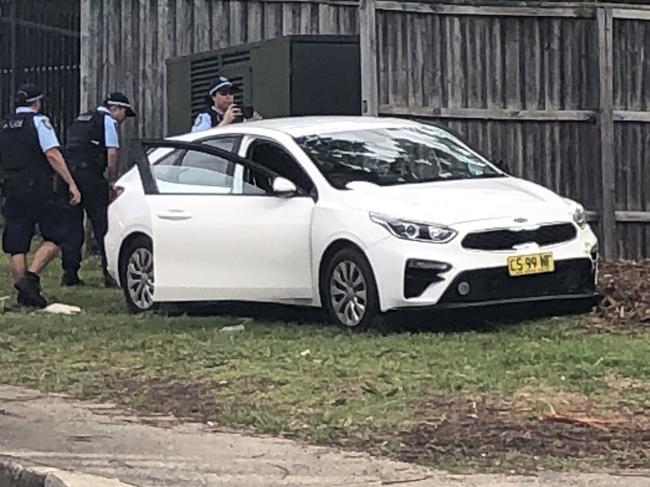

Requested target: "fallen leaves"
[{"left": 595, "top": 259, "right": 650, "bottom": 327}]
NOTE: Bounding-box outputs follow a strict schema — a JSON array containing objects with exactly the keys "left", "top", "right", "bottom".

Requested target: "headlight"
[
  {"left": 563, "top": 198, "right": 588, "bottom": 229},
  {"left": 572, "top": 204, "right": 587, "bottom": 229},
  {"left": 370, "top": 213, "right": 457, "bottom": 243}
]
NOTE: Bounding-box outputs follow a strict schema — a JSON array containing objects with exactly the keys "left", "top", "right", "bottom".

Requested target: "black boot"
[
  {"left": 15, "top": 272, "right": 47, "bottom": 309},
  {"left": 61, "top": 271, "right": 85, "bottom": 287}
]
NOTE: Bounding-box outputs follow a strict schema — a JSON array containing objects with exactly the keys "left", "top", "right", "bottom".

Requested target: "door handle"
[{"left": 157, "top": 209, "right": 192, "bottom": 221}]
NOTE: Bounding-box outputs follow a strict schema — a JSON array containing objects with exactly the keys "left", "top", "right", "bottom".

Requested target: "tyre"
[
  {"left": 119, "top": 236, "right": 157, "bottom": 313},
  {"left": 322, "top": 247, "right": 380, "bottom": 330}
]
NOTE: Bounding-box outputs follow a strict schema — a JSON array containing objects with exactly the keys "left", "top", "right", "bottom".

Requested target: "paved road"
[{"left": 0, "top": 385, "right": 648, "bottom": 486}]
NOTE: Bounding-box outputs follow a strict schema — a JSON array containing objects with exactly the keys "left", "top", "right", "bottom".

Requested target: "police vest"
[
  {"left": 202, "top": 108, "right": 223, "bottom": 127},
  {"left": 65, "top": 110, "right": 107, "bottom": 171},
  {"left": 0, "top": 113, "right": 52, "bottom": 181}
]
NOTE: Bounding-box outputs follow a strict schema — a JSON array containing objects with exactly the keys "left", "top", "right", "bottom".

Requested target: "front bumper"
[
  {"left": 396, "top": 291, "right": 601, "bottom": 311},
  {"left": 366, "top": 224, "right": 599, "bottom": 312},
  {"left": 435, "top": 257, "right": 596, "bottom": 306}
]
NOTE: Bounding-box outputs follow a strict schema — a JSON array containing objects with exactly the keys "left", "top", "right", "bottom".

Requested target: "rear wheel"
[
  {"left": 322, "top": 247, "right": 380, "bottom": 330},
  {"left": 119, "top": 236, "right": 157, "bottom": 313}
]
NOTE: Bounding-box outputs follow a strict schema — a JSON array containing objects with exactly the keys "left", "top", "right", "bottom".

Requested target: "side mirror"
[{"left": 272, "top": 177, "right": 297, "bottom": 197}]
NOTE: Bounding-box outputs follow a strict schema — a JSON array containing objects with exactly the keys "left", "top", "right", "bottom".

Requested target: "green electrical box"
[{"left": 165, "top": 34, "right": 361, "bottom": 136}]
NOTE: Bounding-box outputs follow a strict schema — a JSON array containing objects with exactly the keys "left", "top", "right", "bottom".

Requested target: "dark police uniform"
[
  {"left": 0, "top": 90, "right": 67, "bottom": 308},
  {"left": 191, "top": 75, "right": 241, "bottom": 133},
  {"left": 0, "top": 107, "right": 64, "bottom": 256},
  {"left": 60, "top": 100, "right": 127, "bottom": 286}
]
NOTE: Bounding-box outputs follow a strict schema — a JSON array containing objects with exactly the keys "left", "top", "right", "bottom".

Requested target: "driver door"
[{"left": 134, "top": 139, "right": 316, "bottom": 302}]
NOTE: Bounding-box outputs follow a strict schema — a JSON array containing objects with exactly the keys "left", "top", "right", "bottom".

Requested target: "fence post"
[
  {"left": 359, "top": 0, "right": 378, "bottom": 116},
  {"left": 9, "top": 0, "right": 17, "bottom": 111},
  {"left": 79, "top": 0, "right": 92, "bottom": 111},
  {"left": 597, "top": 7, "right": 616, "bottom": 260}
]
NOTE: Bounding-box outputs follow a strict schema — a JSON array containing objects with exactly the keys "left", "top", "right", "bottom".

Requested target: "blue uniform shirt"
[
  {"left": 192, "top": 113, "right": 212, "bottom": 132},
  {"left": 97, "top": 106, "right": 120, "bottom": 148},
  {"left": 16, "top": 107, "right": 60, "bottom": 153}
]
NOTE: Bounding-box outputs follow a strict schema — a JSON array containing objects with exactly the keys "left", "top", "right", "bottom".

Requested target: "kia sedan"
[{"left": 105, "top": 116, "right": 599, "bottom": 328}]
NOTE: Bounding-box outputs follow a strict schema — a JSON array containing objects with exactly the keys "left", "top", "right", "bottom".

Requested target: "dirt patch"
[
  {"left": 590, "top": 259, "right": 650, "bottom": 331},
  {"left": 382, "top": 394, "right": 650, "bottom": 471},
  {"left": 101, "top": 373, "right": 224, "bottom": 422}
]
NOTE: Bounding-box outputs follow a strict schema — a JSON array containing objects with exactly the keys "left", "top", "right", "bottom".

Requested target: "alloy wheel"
[
  {"left": 126, "top": 247, "right": 154, "bottom": 310},
  {"left": 329, "top": 260, "right": 368, "bottom": 327}
]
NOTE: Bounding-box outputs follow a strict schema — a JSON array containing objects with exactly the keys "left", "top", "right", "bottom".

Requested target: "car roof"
[{"left": 166, "top": 115, "right": 421, "bottom": 141}]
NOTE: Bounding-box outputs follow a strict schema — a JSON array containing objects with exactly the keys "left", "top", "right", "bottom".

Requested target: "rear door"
[{"left": 134, "top": 139, "right": 316, "bottom": 303}]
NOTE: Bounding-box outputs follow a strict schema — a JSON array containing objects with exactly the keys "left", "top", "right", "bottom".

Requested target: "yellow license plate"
[{"left": 507, "top": 252, "right": 555, "bottom": 277}]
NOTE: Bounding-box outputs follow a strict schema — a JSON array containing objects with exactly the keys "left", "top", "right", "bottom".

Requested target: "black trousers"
[{"left": 60, "top": 168, "right": 109, "bottom": 277}]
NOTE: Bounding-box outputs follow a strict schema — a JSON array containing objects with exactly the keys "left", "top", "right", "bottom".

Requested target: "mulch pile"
[
  {"left": 595, "top": 259, "right": 650, "bottom": 327},
  {"left": 387, "top": 395, "right": 650, "bottom": 471}
]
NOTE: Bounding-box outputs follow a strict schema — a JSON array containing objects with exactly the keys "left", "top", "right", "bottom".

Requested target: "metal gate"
[{"left": 0, "top": 0, "right": 80, "bottom": 143}]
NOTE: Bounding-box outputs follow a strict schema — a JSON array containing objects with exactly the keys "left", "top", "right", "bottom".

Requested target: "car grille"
[
  {"left": 438, "top": 258, "right": 595, "bottom": 304},
  {"left": 462, "top": 223, "right": 577, "bottom": 251}
]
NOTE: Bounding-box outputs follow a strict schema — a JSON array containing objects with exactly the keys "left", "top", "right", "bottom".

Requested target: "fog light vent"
[
  {"left": 404, "top": 259, "right": 452, "bottom": 299},
  {"left": 457, "top": 281, "right": 471, "bottom": 296}
]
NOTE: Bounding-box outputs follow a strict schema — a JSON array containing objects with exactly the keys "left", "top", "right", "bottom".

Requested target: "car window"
[
  {"left": 201, "top": 136, "right": 238, "bottom": 152},
  {"left": 295, "top": 125, "right": 503, "bottom": 189},
  {"left": 177, "top": 150, "right": 235, "bottom": 189},
  {"left": 146, "top": 146, "right": 273, "bottom": 196},
  {"left": 246, "top": 140, "right": 314, "bottom": 194},
  {"left": 150, "top": 149, "right": 182, "bottom": 184},
  {"left": 148, "top": 149, "right": 233, "bottom": 194}
]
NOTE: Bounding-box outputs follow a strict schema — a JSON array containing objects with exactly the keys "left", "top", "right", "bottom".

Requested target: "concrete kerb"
[{"left": 0, "top": 457, "right": 136, "bottom": 487}]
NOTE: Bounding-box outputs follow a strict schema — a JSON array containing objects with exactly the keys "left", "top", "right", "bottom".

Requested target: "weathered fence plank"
[
  {"left": 359, "top": 0, "right": 378, "bottom": 116},
  {"left": 597, "top": 8, "right": 617, "bottom": 260}
]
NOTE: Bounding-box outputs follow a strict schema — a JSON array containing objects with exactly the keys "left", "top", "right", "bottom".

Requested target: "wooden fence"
[
  {"left": 360, "top": 0, "right": 650, "bottom": 259},
  {"left": 81, "top": 0, "right": 650, "bottom": 259},
  {"left": 80, "top": 0, "right": 360, "bottom": 141}
]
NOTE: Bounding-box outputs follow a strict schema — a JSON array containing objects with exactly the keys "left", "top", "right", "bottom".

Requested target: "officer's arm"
[
  {"left": 35, "top": 116, "right": 79, "bottom": 193},
  {"left": 106, "top": 148, "right": 119, "bottom": 184},
  {"left": 104, "top": 117, "right": 120, "bottom": 184},
  {"left": 45, "top": 148, "right": 79, "bottom": 196}
]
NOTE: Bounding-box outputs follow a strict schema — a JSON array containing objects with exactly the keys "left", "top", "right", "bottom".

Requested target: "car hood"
[{"left": 340, "top": 177, "right": 575, "bottom": 226}]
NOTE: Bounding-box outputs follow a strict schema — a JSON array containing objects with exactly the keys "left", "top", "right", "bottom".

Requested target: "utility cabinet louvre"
[{"left": 166, "top": 35, "right": 361, "bottom": 136}]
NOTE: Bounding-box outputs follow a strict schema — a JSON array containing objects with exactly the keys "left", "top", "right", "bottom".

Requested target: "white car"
[{"left": 105, "top": 116, "right": 600, "bottom": 329}]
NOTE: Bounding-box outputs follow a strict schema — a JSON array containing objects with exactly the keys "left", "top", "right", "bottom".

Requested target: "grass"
[{"left": 0, "top": 256, "right": 649, "bottom": 473}]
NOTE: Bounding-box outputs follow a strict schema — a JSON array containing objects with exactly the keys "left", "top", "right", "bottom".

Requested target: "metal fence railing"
[{"left": 0, "top": 0, "right": 80, "bottom": 144}]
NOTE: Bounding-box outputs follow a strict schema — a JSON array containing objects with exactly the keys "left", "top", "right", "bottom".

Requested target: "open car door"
[{"left": 132, "top": 139, "right": 316, "bottom": 303}]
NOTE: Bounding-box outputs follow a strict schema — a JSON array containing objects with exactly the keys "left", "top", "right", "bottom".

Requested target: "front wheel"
[
  {"left": 322, "top": 247, "right": 380, "bottom": 330},
  {"left": 119, "top": 236, "right": 157, "bottom": 314}
]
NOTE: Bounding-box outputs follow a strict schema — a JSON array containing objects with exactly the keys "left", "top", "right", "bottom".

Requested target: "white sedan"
[{"left": 105, "top": 116, "right": 600, "bottom": 329}]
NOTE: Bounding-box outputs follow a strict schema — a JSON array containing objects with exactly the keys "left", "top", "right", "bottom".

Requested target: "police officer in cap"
[
  {"left": 0, "top": 83, "right": 81, "bottom": 308},
  {"left": 191, "top": 75, "right": 245, "bottom": 132},
  {"left": 60, "top": 92, "right": 136, "bottom": 287}
]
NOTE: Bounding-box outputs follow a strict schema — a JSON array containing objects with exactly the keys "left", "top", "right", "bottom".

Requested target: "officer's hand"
[
  {"left": 222, "top": 104, "right": 242, "bottom": 125},
  {"left": 69, "top": 184, "right": 81, "bottom": 206}
]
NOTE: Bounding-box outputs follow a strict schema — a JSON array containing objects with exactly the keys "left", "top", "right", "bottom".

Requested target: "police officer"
[
  {"left": 0, "top": 83, "right": 81, "bottom": 308},
  {"left": 60, "top": 92, "right": 136, "bottom": 287},
  {"left": 191, "top": 75, "right": 244, "bottom": 132}
]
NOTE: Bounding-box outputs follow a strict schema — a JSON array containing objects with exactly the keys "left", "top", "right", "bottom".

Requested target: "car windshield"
[{"left": 295, "top": 124, "right": 503, "bottom": 189}]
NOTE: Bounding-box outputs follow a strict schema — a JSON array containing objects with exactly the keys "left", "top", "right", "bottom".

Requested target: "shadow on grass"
[{"left": 163, "top": 298, "right": 596, "bottom": 335}]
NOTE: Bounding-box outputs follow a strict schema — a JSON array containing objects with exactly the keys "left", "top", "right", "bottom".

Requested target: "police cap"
[
  {"left": 16, "top": 83, "right": 44, "bottom": 107},
  {"left": 104, "top": 92, "right": 136, "bottom": 117},
  {"left": 208, "top": 75, "right": 239, "bottom": 96}
]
